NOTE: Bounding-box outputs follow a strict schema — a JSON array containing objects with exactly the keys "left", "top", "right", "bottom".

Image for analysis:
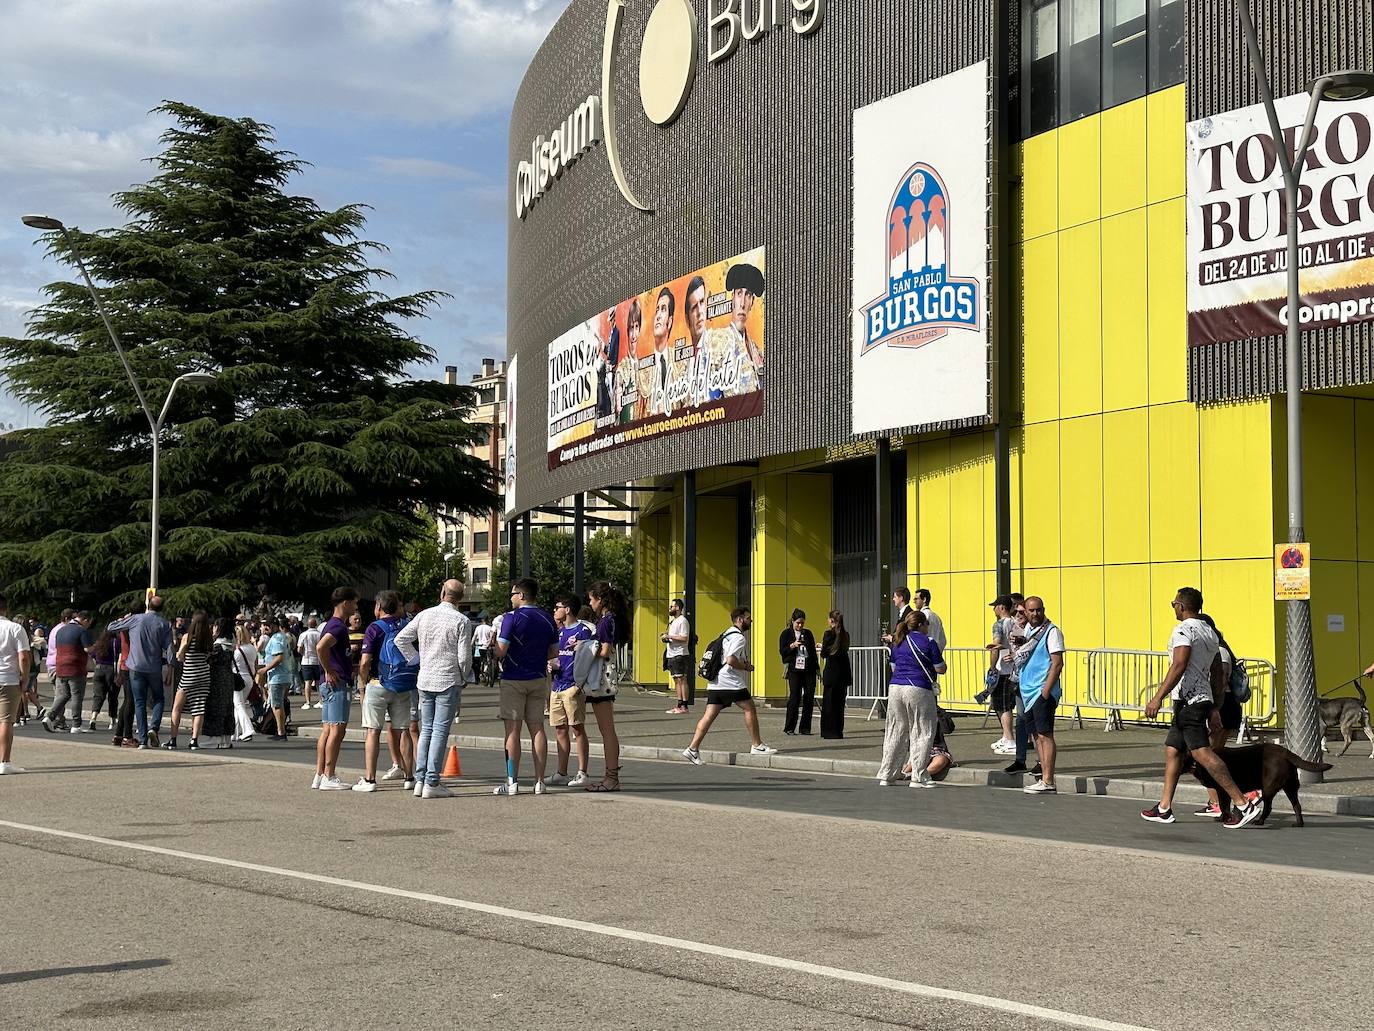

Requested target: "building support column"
[
  {"left": 683, "top": 469, "right": 698, "bottom": 705},
  {"left": 992, "top": 0, "right": 1013, "bottom": 597},
  {"left": 573, "top": 493, "right": 586, "bottom": 598},
  {"left": 876, "top": 438, "right": 893, "bottom": 639},
  {"left": 520, "top": 511, "right": 532, "bottom": 578}
]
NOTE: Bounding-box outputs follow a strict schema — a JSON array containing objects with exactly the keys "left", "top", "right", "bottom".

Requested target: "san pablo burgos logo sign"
[
  {"left": 860, "top": 163, "right": 982, "bottom": 352},
  {"left": 514, "top": 0, "right": 826, "bottom": 220}
]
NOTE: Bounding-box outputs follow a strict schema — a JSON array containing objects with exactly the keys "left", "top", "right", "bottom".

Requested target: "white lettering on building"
[
  {"left": 515, "top": 95, "right": 603, "bottom": 220},
  {"left": 707, "top": 0, "right": 826, "bottom": 64}
]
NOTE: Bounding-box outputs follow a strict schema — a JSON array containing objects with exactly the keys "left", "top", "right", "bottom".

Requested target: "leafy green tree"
[
  {"left": 396, "top": 514, "right": 464, "bottom": 606},
  {"left": 586, "top": 529, "right": 635, "bottom": 601},
  {"left": 0, "top": 103, "right": 497, "bottom": 615},
  {"left": 482, "top": 547, "right": 512, "bottom": 616},
  {"left": 481, "top": 528, "right": 634, "bottom": 614}
]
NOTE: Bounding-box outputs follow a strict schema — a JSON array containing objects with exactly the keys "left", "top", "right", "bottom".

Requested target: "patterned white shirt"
[{"left": 395, "top": 602, "right": 473, "bottom": 693}]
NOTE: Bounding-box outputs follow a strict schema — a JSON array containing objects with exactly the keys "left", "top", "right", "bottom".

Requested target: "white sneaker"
[
  {"left": 0, "top": 763, "right": 25, "bottom": 774},
  {"left": 403, "top": 779, "right": 416, "bottom": 791},
  {"left": 422, "top": 783, "right": 454, "bottom": 799},
  {"left": 990, "top": 738, "right": 1013, "bottom": 752},
  {"left": 318, "top": 776, "right": 348, "bottom": 791},
  {"left": 493, "top": 781, "right": 519, "bottom": 796},
  {"left": 380, "top": 764, "right": 404, "bottom": 781},
  {"left": 910, "top": 775, "right": 935, "bottom": 788},
  {"left": 682, "top": 748, "right": 702, "bottom": 766},
  {"left": 567, "top": 770, "right": 588, "bottom": 787},
  {"left": 300, "top": 703, "right": 312, "bottom": 710},
  {"left": 877, "top": 779, "right": 890, "bottom": 787},
  {"left": 351, "top": 778, "right": 377, "bottom": 793},
  {"left": 533, "top": 780, "right": 547, "bottom": 795},
  {"left": 750, "top": 743, "right": 777, "bottom": 755},
  {"left": 1023, "top": 780, "right": 1057, "bottom": 794},
  {"left": 310, "top": 773, "right": 322, "bottom": 789},
  {"left": 546, "top": 772, "right": 569, "bottom": 786},
  {"left": 69, "top": 725, "right": 81, "bottom": 734},
  {"left": 413, "top": 780, "right": 425, "bottom": 797}
]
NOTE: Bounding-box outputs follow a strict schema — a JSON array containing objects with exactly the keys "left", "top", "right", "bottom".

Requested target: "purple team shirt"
[
  {"left": 498, "top": 605, "right": 559, "bottom": 681},
  {"left": 320, "top": 615, "right": 352, "bottom": 680}
]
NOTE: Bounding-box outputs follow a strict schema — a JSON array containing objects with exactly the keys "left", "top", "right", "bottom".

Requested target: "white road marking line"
[{"left": 0, "top": 817, "right": 1155, "bottom": 1031}]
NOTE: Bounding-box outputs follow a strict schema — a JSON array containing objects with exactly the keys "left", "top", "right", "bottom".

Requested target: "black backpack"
[{"left": 697, "top": 628, "right": 739, "bottom": 684}]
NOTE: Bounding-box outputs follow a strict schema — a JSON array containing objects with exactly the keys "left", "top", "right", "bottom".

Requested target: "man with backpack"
[
  {"left": 353, "top": 590, "right": 417, "bottom": 793},
  {"left": 681, "top": 607, "right": 777, "bottom": 765}
]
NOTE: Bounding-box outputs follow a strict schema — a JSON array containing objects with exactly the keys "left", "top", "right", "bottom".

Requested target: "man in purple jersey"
[
  {"left": 491, "top": 578, "right": 559, "bottom": 796},
  {"left": 312, "top": 587, "right": 358, "bottom": 791}
]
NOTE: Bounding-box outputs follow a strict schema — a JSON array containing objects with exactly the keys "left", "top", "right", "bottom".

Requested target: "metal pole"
[
  {"left": 992, "top": 0, "right": 1013, "bottom": 598},
  {"left": 684, "top": 470, "right": 697, "bottom": 705},
  {"left": 1238, "top": 2, "right": 1324, "bottom": 781},
  {"left": 573, "top": 493, "right": 586, "bottom": 598},
  {"left": 521, "top": 512, "right": 532, "bottom": 578},
  {"left": 149, "top": 431, "right": 161, "bottom": 596},
  {"left": 875, "top": 438, "right": 893, "bottom": 641}
]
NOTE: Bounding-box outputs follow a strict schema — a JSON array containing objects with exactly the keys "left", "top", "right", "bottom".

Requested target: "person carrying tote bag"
[{"left": 877, "top": 609, "right": 946, "bottom": 788}]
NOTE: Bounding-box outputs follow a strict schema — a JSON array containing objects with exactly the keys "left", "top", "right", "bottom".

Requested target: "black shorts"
[
  {"left": 666, "top": 655, "right": 690, "bottom": 678},
  {"left": 706, "top": 688, "right": 752, "bottom": 709},
  {"left": 1218, "top": 693, "right": 1243, "bottom": 730},
  {"left": 1025, "top": 695, "right": 1058, "bottom": 736},
  {"left": 1166, "top": 701, "right": 1214, "bottom": 752},
  {"left": 990, "top": 675, "right": 1017, "bottom": 713}
]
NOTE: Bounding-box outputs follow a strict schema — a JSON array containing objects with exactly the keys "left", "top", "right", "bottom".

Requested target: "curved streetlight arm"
[{"left": 56, "top": 226, "right": 156, "bottom": 431}]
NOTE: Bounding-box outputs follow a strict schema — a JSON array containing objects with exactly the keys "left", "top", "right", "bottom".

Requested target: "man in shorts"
[
  {"left": 681, "top": 607, "right": 777, "bottom": 765},
  {"left": 1141, "top": 588, "right": 1262, "bottom": 829},
  {"left": 296, "top": 616, "right": 321, "bottom": 709},
  {"left": 662, "top": 599, "right": 692, "bottom": 714},
  {"left": 313, "top": 587, "right": 358, "bottom": 791},
  {"left": 986, "top": 595, "right": 1018, "bottom": 754},
  {"left": 353, "top": 590, "right": 415, "bottom": 793},
  {"left": 259, "top": 616, "right": 293, "bottom": 741},
  {"left": 491, "top": 578, "right": 559, "bottom": 796},
  {"left": 0, "top": 594, "right": 33, "bottom": 773},
  {"left": 547, "top": 594, "right": 591, "bottom": 787},
  {"left": 1013, "top": 596, "right": 1065, "bottom": 795}
]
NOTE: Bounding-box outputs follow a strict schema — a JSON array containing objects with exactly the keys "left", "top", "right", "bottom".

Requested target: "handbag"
[{"left": 938, "top": 709, "right": 957, "bottom": 735}]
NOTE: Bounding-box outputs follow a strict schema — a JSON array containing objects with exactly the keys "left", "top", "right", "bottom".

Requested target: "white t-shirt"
[
  {"left": 665, "top": 615, "right": 690, "bottom": 658},
  {"left": 991, "top": 616, "right": 1016, "bottom": 674},
  {"left": 0, "top": 617, "right": 31, "bottom": 685},
  {"left": 297, "top": 628, "right": 321, "bottom": 666},
  {"left": 922, "top": 608, "right": 947, "bottom": 651},
  {"left": 714, "top": 629, "right": 750, "bottom": 691},
  {"left": 473, "top": 624, "right": 496, "bottom": 649},
  {"left": 1168, "top": 618, "right": 1219, "bottom": 705},
  {"left": 233, "top": 644, "right": 258, "bottom": 689}
]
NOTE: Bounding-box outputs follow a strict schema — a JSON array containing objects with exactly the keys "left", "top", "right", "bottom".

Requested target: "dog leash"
[{"left": 1320, "top": 677, "right": 1368, "bottom": 704}]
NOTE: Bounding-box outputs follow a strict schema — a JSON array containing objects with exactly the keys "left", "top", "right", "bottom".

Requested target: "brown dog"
[{"left": 1186, "top": 743, "right": 1332, "bottom": 827}]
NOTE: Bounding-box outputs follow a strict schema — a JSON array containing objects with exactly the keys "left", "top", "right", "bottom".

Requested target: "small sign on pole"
[{"left": 1274, "top": 543, "right": 1312, "bottom": 601}]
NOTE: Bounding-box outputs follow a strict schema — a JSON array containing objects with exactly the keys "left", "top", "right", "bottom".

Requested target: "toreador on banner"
[
  {"left": 503, "top": 354, "right": 518, "bottom": 517},
  {"left": 1187, "top": 93, "right": 1374, "bottom": 347},
  {"left": 545, "top": 246, "right": 765, "bottom": 470}
]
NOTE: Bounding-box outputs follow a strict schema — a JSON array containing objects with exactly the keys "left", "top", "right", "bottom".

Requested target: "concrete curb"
[{"left": 292, "top": 725, "right": 1374, "bottom": 817}]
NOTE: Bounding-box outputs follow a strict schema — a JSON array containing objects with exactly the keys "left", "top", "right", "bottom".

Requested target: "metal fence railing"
[{"left": 1085, "top": 650, "right": 1279, "bottom": 735}]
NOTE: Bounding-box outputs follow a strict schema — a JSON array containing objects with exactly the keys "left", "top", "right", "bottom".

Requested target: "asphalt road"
[{"left": 3, "top": 727, "right": 1371, "bottom": 1031}]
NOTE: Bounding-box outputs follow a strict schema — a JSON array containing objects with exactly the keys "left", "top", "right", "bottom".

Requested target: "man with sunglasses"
[
  {"left": 1140, "top": 588, "right": 1263, "bottom": 829},
  {"left": 491, "top": 579, "right": 559, "bottom": 795}
]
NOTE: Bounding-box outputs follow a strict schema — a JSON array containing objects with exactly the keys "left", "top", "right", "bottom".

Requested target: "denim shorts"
[
  {"left": 319, "top": 680, "right": 352, "bottom": 725},
  {"left": 268, "top": 680, "right": 290, "bottom": 708}
]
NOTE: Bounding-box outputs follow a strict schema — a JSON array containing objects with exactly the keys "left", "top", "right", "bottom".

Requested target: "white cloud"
[{"left": 366, "top": 156, "right": 482, "bottom": 180}]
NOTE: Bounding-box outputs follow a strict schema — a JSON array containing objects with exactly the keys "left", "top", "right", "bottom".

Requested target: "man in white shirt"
[
  {"left": 395, "top": 580, "right": 473, "bottom": 799},
  {"left": 0, "top": 594, "right": 33, "bottom": 773},
  {"left": 681, "top": 607, "right": 776, "bottom": 765},
  {"left": 915, "top": 589, "right": 946, "bottom": 651},
  {"left": 662, "top": 599, "right": 692, "bottom": 715},
  {"left": 1141, "top": 587, "right": 1262, "bottom": 829},
  {"left": 296, "top": 617, "right": 321, "bottom": 710},
  {"left": 472, "top": 618, "right": 496, "bottom": 684}
]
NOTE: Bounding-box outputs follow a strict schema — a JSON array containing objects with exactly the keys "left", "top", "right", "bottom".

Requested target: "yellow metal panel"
[
  {"left": 1310, "top": 561, "right": 1361, "bottom": 689},
  {"left": 1060, "top": 416, "right": 1104, "bottom": 568},
  {"left": 1359, "top": 402, "right": 1374, "bottom": 563},
  {"left": 754, "top": 473, "right": 788, "bottom": 585},
  {"left": 1019, "top": 133, "right": 1058, "bottom": 241},
  {"left": 949, "top": 570, "right": 993, "bottom": 653},
  {"left": 915, "top": 437, "right": 953, "bottom": 574},
  {"left": 1199, "top": 559, "right": 1278, "bottom": 666},
  {"left": 1059, "top": 223, "right": 1103, "bottom": 419},
  {"left": 1101, "top": 98, "right": 1148, "bottom": 217},
  {"left": 1101, "top": 208, "right": 1149, "bottom": 412},
  {"left": 697, "top": 497, "right": 739, "bottom": 597},
  {"left": 1103, "top": 564, "right": 1153, "bottom": 649},
  {"left": 1102, "top": 408, "right": 1150, "bottom": 565},
  {"left": 981, "top": 433, "right": 998, "bottom": 572},
  {"left": 1019, "top": 421, "right": 1061, "bottom": 568},
  {"left": 1359, "top": 564, "right": 1374, "bottom": 708},
  {"left": 1147, "top": 85, "right": 1187, "bottom": 204},
  {"left": 1303, "top": 396, "right": 1358, "bottom": 562},
  {"left": 1058, "top": 113, "right": 1102, "bottom": 229},
  {"left": 1199, "top": 400, "right": 1274, "bottom": 561},
  {"left": 1146, "top": 198, "right": 1187, "bottom": 405},
  {"left": 1147, "top": 402, "right": 1201, "bottom": 563},
  {"left": 950, "top": 434, "right": 988, "bottom": 572},
  {"left": 786, "top": 474, "right": 833, "bottom": 585},
  {"left": 1018, "top": 568, "right": 1064, "bottom": 631},
  {"left": 1020, "top": 236, "right": 1060, "bottom": 424},
  {"left": 1061, "top": 567, "right": 1105, "bottom": 655},
  {"left": 1149, "top": 560, "right": 1204, "bottom": 653}
]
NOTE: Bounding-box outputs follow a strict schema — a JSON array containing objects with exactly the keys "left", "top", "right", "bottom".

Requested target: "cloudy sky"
[{"left": 0, "top": 0, "right": 573, "bottom": 428}]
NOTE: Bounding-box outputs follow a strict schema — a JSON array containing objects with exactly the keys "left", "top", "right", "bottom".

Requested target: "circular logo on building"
[{"left": 639, "top": 0, "right": 697, "bottom": 126}]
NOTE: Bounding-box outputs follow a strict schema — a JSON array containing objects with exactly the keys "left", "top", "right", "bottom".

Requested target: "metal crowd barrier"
[{"left": 1086, "top": 649, "right": 1279, "bottom": 735}]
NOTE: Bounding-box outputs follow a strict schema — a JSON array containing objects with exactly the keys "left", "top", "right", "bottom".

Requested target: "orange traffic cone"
[{"left": 442, "top": 744, "right": 462, "bottom": 778}]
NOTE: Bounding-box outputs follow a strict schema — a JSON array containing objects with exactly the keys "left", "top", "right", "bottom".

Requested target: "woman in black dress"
[
  {"left": 820, "top": 609, "right": 852, "bottom": 739},
  {"left": 777, "top": 609, "right": 818, "bottom": 735},
  {"left": 203, "top": 617, "right": 240, "bottom": 749}
]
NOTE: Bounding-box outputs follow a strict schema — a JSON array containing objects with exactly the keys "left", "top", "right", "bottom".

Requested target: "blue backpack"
[{"left": 378, "top": 617, "right": 419, "bottom": 691}]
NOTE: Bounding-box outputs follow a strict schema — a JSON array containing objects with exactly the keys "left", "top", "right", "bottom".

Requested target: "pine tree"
[{"left": 0, "top": 103, "right": 497, "bottom": 615}]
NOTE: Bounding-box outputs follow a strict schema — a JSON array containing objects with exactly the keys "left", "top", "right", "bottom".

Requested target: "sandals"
[{"left": 585, "top": 767, "right": 622, "bottom": 792}]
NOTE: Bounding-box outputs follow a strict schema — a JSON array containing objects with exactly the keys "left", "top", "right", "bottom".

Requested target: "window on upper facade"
[
  {"left": 1103, "top": 0, "right": 1148, "bottom": 107},
  {"left": 473, "top": 531, "right": 489, "bottom": 554},
  {"left": 1149, "top": 0, "right": 1184, "bottom": 91},
  {"left": 1061, "top": 0, "right": 1101, "bottom": 122}
]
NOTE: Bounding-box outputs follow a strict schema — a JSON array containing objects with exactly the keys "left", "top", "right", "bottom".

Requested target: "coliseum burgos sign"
[{"left": 514, "top": 0, "right": 827, "bottom": 220}]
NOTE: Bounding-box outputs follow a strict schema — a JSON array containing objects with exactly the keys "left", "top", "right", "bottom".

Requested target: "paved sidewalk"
[{"left": 274, "top": 681, "right": 1374, "bottom": 817}]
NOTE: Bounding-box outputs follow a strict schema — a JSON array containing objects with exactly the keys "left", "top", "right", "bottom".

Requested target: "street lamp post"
[
  {"left": 21, "top": 214, "right": 220, "bottom": 597},
  {"left": 443, "top": 551, "right": 456, "bottom": 581},
  {"left": 1234, "top": 8, "right": 1374, "bottom": 783}
]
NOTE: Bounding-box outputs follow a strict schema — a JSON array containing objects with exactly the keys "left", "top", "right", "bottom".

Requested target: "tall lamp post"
[
  {"left": 443, "top": 551, "right": 456, "bottom": 581},
  {"left": 1234, "top": 9, "right": 1374, "bottom": 782},
  {"left": 21, "top": 214, "right": 221, "bottom": 597}
]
